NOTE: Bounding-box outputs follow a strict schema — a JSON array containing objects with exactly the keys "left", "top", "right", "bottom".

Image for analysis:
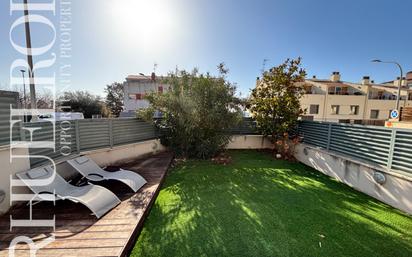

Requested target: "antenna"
[
  {"left": 153, "top": 62, "right": 158, "bottom": 73},
  {"left": 261, "top": 59, "right": 268, "bottom": 74}
]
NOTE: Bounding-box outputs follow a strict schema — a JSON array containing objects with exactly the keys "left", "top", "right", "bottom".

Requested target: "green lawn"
[{"left": 131, "top": 150, "right": 412, "bottom": 257}]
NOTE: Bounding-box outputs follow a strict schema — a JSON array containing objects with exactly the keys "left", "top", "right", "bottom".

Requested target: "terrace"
[
  {"left": 0, "top": 152, "right": 173, "bottom": 257},
  {"left": 0, "top": 92, "right": 412, "bottom": 257}
]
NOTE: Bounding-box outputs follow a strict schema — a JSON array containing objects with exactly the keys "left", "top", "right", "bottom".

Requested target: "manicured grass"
[{"left": 131, "top": 150, "right": 412, "bottom": 257}]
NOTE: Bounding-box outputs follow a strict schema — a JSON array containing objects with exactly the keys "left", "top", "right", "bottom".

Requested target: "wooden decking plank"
[
  {"left": 0, "top": 151, "right": 173, "bottom": 257},
  {"left": 3, "top": 238, "right": 126, "bottom": 249},
  {"left": 2, "top": 247, "right": 122, "bottom": 257},
  {"left": 0, "top": 230, "right": 131, "bottom": 242}
]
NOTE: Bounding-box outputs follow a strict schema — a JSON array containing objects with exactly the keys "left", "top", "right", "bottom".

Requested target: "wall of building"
[
  {"left": 123, "top": 80, "right": 170, "bottom": 111},
  {"left": 300, "top": 94, "right": 326, "bottom": 120},
  {"left": 301, "top": 79, "right": 412, "bottom": 122},
  {"left": 366, "top": 100, "right": 396, "bottom": 120},
  {"left": 366, "top": 100, "right": 411, "bottom": 120},
  {"left": 324, "top": 95, "right": 366, "bottom": 121},
  {"left": 294, "top": 143, "right": 412, "bottom": 215}
]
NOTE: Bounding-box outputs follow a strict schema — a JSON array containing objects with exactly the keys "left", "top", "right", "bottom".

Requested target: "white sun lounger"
[
  {"left": 67, "top": 156, "right": 147, "bottom": 192},
  {"left": 16, "top": 165, "right": 121, "bottom": 218}
]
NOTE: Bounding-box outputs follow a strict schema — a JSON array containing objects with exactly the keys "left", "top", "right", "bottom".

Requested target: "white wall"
[
  {"left": 123, "top": 80, "right": 170, "bottom": 112},
  {"left": 295, "top": 143, "right": 412, "bottom": 215},
  {"left": 227, "top": 135, "right": 272, "bottom": 149},
  {"left": 83, "top": 139, "right": 166, "bottom": 166}
]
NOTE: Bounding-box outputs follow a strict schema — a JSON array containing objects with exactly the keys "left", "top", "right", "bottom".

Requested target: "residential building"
[
  {"left": 299, "top": 71, "right": 412, "bottom": 124},
  {"left": 122, "top": 72, "right": 170, "bottom": 115},
  {"left": 255, "top": 71, "right": 412, "bottom": 124}
]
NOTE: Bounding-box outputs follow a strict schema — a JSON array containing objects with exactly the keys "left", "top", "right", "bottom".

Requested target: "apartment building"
[
  {"left": 300, "top": 71, "right": 412, "bottom": 123},
  {"left": 122, "top": 72, "right": 170, "bottom": 114}
]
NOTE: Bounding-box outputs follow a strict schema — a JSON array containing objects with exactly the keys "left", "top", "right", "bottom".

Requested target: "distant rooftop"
[
  {"left": 306, "top": 71, "right": 412, "bottom": 90},
  {"left": 126, "top": 72, "right": 168, "bottom": 82}
]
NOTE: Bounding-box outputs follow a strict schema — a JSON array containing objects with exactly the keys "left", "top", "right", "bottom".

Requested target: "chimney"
[
  {"left": 361, "top": 76, "right": 370, "bottom": 85},
  {"left": 330, "top": 71, "right": 341, "bottom": 82},
  {"left": 394, "top": 76, "right": 406, "bottom": 86},
  {"left": 151, "top": 72, "right": 156, "bottom": 81}
]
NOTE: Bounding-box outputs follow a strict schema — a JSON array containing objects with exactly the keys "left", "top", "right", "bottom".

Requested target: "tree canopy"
[
  {"left": 249, "top": 58, "right": 306, "bottom": 140},
  {"left": 139, "top": 64, "right": 242, "bottom": 159},
  {"left": 59, "top": 90, "right": 104, "bottom": 118},
  {"left": 105, "top": 82, "right": 124, "bottom": 117}
]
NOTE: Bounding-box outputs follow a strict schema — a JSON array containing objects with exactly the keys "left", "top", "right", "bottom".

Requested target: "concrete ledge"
[
  {"left": 295, "top": 143, "right": 412, "bottom": 215},
  {"left": 81, "top": 139, "right": 166, "bottom": 166},
  {"left": 227, "top": 135, "right": 273, "bottom": 149}
]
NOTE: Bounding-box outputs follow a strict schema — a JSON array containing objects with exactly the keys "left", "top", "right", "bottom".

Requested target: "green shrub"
[
  {"left": 249, "top": 58, "right": 306, "bottom": 140},
  {"left": 139, "top": 65, "right": 242, "bottom": 159}
]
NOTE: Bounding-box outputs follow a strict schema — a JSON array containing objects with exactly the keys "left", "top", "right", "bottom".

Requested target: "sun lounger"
[
  {"left": 16, "top": 165, "right": 121, "bottom": 218},
  {"left": 67, "top": 156, "right": 147, "bottom": 192}
]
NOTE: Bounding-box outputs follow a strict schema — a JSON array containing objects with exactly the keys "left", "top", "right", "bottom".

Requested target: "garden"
[
  {"left": 132, "top": 150, "right": 412, "bottom": 257},
  {"left": 130, "top": 59, "right": 412, "bottom": 256}
]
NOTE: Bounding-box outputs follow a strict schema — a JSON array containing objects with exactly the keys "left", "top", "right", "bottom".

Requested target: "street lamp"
[{"left": 371, "top": 59, "right": 404, "bottom": 111}]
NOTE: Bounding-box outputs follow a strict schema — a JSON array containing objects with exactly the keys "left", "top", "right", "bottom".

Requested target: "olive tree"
[{"left": 139, "top": 64, "right": 242, "bottom": 159}]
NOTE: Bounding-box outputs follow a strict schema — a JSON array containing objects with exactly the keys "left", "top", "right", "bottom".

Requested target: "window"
[
  {"left": 408, "top": 93, "right": 412, "bottom": 100},
  {"left": 136, "top": 93, "right": 142, "bottom": 100},
  {"left": 370, "top": 110, "right": 379, "bottom": 119},
  {"left": 309, "top": 105, "right": 319, "bottom": 114},
  {"left": 335, "top": 87, "right": 342, "bottom": 95},
  {"left": 331, "top": 105, "right": 340, "bottom": 114},
  {"left": 350, "top": 105, "right": 359, "bottom": 115},
  {"left": 128, "top": 94, "right": 136, "bottom": 100}
]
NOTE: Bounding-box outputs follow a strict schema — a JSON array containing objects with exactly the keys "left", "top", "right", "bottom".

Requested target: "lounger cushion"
[
  {"left": 27, "top": 167, "right": 49, "bottom": 179},
  {"left": 75, "top": 156, "right": 89, "bottom": 165}
]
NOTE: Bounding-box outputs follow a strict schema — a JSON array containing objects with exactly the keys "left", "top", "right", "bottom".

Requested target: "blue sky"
[{"left": 2, "top": 0, "right": 412, "bottom": 97}]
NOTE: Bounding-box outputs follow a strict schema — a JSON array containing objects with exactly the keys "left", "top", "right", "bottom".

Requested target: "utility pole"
[
  {"left": 20, "top": 70, "right": 27, "bottom": 110},
  {"left": 20, "top": 70, "right": 27, "bottom": 121},
  {"left": 23, "top": 0, "right": 37, "bottom": 109}
]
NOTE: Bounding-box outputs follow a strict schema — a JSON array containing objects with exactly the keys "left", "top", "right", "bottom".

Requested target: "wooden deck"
[{"left": 0, "top": 151, "right": 173, "bottom": 257}]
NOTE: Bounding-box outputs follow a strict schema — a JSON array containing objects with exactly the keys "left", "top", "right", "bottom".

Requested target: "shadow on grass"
[{"left": 132, "top": 150, "right": 412, "bottom": 257}]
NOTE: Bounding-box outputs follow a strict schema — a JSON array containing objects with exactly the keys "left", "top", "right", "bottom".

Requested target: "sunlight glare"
[{"left": 110, "top": 0, "right": 178, "bottom": 50}]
